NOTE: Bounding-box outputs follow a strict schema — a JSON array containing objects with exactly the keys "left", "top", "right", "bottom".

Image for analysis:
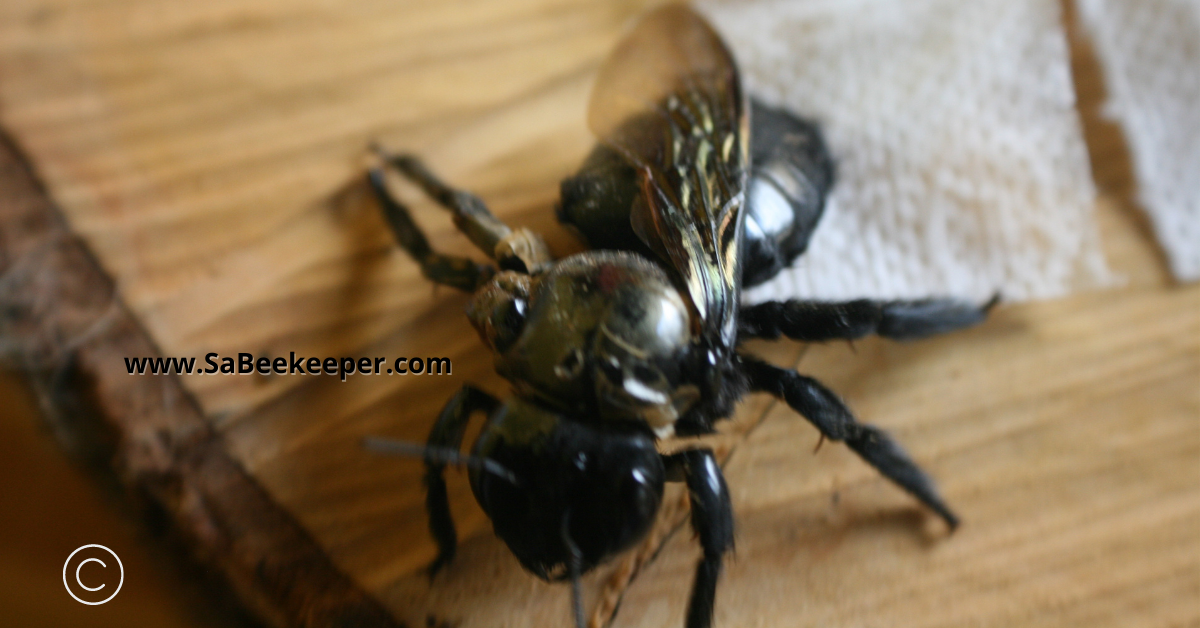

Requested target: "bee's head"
[{"left": 470, "top": 398, "right": 664, "bottom": 580}]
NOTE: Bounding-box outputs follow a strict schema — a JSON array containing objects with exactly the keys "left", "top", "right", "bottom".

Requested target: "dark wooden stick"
[{"left": 0, "top": 129, "right": 403, "bottom": 628}]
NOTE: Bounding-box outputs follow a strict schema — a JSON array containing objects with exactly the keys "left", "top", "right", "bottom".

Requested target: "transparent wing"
[{"left": 588, "top": 4, "right": 749, "bottom": 346}]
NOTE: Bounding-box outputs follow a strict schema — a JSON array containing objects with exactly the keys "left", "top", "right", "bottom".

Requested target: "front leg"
[
  {"left": 423, "top": 384, "right": 500, "bottom": 576},
  {"left": 374, "top": 149, "right": 551, "bottom": 272},
  {"left": 664, "top": 449, "right": 735, "bottom": 628},
  {"left": 368, "top": 168, "right": 495, "bottom": 292},
  {"left": 739, "top": 295, "right": 998, "bottom": 342},
  {"left": 739, "top": 355, "right": 958, "bottom": 529}
]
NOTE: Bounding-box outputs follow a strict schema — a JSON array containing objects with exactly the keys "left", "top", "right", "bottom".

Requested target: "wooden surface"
[
  {"left": 0, "top": 130, "right": 401, "bottom": 627},
  {"left": 0, "top": 0, "right": 1196, "bottom": 627}
]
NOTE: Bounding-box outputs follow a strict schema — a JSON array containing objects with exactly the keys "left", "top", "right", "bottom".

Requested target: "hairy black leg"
[
  {"left": 738, "top": 295, "right": 999, "bottom": 342},
  {"left": 739, "top": 356, "right": 959, "bottom": 529},
  {"left": 424, "top": 384, "right": 500, "bottom": 576},
  {"left": 664, "top": 449, "right": 735, "bottom": 628},
  {"left": 374, "top": 150, "right": 551, "bottom": 272},
  {"left": 374, "top": 150, "right": 509, "bottom": 252},
  {"left": 368, "top": 168, "right": 494, "bottom": 292}
]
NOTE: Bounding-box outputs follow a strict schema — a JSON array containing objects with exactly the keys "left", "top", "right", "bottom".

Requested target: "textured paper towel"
[
  {"left": 1080, "top": 0, "right": 1200, "bottom": 281},
  {"left": 697, "top": 0, "right": 1111, "bottom": 302}
]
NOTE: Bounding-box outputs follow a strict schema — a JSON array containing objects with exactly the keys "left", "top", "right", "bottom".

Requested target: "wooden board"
[
  {"left": 0, "top": 130, "right": 400, "bottom": 627},
  {"left": 0, "top": 0, "right": 1196, "bottom": 626}
]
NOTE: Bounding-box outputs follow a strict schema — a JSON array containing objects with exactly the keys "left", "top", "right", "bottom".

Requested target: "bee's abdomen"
[{"left": 742, "top": 101, "right": 835, "bottom": 287}]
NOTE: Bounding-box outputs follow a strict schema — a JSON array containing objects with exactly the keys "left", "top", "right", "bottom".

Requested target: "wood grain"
[
  {"left": 0, "top": 0, "right": 1196, "bottom": 627},
  {"left": 0, "top": 130, "right": 401, "bottom": 628}
]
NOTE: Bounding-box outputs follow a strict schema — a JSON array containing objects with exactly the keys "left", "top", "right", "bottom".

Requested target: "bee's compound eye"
[
  {"left": 467, "top": 272, "right": 532, "bottom": 354},
  {"left": 503, "top": 298, "right": 527, "bottom": 330},
  {"left": 487, "top": 298, "right": 526, "bottom": 353}
]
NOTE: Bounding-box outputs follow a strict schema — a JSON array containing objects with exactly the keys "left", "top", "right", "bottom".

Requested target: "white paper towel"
[
  {"left": 1080, "top": 0, "right": 1200, "bottom": 282},
  {"left": 697, "top": 0, "right": 1112, "bottom": 302}
]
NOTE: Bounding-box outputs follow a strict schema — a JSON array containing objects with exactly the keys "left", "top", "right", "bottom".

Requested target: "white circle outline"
[{"left": 63, "top": 545, "right": 123, "bottom": 605}]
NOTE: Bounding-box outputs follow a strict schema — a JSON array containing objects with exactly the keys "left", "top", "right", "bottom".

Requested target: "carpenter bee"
[{"left": 366, "top": 5, "right": 994, "bottom": 628}]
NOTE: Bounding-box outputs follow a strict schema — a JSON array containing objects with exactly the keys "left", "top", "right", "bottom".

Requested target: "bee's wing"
[{"left": 589, "top": 4, "right": 748, "bottom": 346}]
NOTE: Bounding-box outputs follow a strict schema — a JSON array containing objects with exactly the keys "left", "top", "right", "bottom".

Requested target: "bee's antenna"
[
  {"left": 563, "top": 512, "right": 586, "bottom": 628},
  {"left": 362, "top": 436, "right": 520, "bottom": 486}
]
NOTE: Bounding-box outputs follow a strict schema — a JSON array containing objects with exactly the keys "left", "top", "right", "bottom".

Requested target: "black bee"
[{"left": 366, "top": 6, "right": 994, "bottom": 628}]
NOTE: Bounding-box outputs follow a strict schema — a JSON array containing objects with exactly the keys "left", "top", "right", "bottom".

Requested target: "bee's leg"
[
  {"left": 738, "top": 294, "right": 999, "bottom": 342},
  {"left": 739, "top": 355, "right": 959, "bottom": 529},
  {"left": 423, "top": 384, "right": 500, "bottom": 576},
  {"left": 663, "top": 449, "right": 734, "bottom": 628},
  {"left": 374, "top": 150, "right": 551, "bottom": 272},
  {"left": 368, "top": 168, "right": 494, "bottom": 292}
]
